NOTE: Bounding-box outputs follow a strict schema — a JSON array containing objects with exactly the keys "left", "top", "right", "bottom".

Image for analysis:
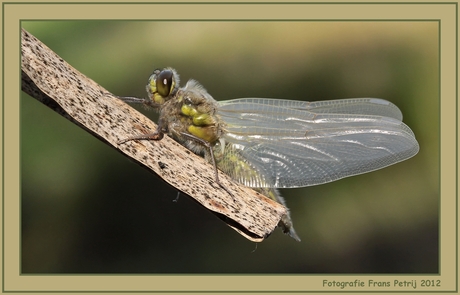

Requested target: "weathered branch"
[{"left": 21, "top": 28, "right": 287, "bottom": 242}]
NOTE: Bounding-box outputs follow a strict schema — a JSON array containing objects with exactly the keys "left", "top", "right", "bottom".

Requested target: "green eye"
[{"left": 156, "top": 70, "right": 174, "bottom": 97}]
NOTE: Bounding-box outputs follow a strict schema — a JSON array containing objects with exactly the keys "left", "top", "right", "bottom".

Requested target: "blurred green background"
[{"left": 21, "top": 21, "right": 438, "bottom": 273}]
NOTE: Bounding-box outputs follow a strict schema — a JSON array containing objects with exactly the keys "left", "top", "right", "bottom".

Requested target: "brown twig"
[{"left": 20, "top": 28, "right": 287, "bottom": 242}]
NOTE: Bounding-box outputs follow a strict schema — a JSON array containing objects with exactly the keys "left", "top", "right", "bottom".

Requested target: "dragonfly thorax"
[{"left": 155, "top": 74, "right": 223, "bottom": 156}]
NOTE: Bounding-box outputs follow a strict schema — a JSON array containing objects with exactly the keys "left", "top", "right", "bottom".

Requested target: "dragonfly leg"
[
  {"left": 112, "top": 94, "right": 161, "bottom": 108},
  {"left": 117, "top": 115, "right": 169, "bottom": 145},
  {"left": 179, "top": 131, "right": 235, "bottom": 199},
  {"left": 117, "top": 131, "right": 164, "bottom": 145}
]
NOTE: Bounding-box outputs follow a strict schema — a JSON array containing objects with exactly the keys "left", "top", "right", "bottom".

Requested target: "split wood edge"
[{"left": 20, "top": 28, "right": 287, "bottom": 242}]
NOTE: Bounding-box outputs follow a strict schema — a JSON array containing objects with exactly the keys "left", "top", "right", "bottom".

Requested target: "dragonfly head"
[{"left": 146, "top": 67, "right": 180, "bottom": 105}]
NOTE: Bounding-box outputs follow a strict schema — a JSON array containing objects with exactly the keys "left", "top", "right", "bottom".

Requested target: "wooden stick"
[{"left": 21, "top": 28, "right": 287, "bottom": 242}]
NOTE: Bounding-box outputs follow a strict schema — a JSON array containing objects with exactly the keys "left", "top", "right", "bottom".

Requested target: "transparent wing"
[{"left": 217, "top": 98, "right": 419, "bottom": 188}]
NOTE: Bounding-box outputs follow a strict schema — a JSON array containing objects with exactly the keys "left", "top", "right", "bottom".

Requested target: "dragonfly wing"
[
  {"left": 219, "top": 97, "right": 404, "bottom": 119},
  {"left": 217, "top": 98, "right": 419, "bottom": 188}
]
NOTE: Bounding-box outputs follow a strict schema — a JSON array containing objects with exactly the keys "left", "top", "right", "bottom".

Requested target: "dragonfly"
[{"left": 116, "top": 67, "right": 420, "bottom": 242}]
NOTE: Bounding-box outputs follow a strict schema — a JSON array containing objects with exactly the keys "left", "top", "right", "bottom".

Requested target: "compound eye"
[{"left": 156, "top": 70, "right": 174, "bottom": 97}]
